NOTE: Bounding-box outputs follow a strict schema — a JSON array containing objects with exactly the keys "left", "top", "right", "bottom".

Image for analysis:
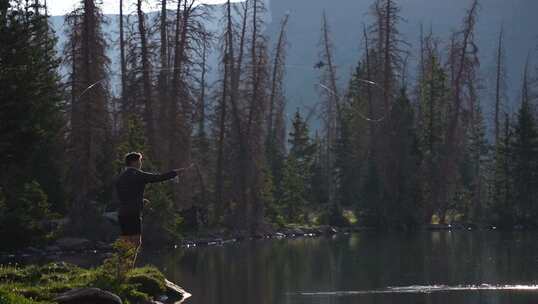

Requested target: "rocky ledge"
[{"left": 53, "top": 280, "right": 190, "bottom": 304}]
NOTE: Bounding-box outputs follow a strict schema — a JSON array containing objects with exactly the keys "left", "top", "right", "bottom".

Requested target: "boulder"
[
  {"left": 55, "top": 237, "right": 92, "bottom": 251},
  {"left": 165, "top": 279, "right": 191, "bottom": 303},
  {"left": 54, "top": 288, "right": 122, "bottom": 304}
]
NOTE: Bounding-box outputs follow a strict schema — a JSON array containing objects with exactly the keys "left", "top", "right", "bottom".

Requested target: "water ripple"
[{"left": 288, "top": 284, "right": 538, "bottom": 296}]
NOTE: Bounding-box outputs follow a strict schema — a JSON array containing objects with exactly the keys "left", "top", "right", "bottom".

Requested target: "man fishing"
[{"left": 115, "top": 152, "right": 193, "bottom": 267}]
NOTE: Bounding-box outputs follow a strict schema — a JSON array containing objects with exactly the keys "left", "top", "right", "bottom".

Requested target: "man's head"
[{"left": 124, "top": 152, "right": 143, "bottom": 169}]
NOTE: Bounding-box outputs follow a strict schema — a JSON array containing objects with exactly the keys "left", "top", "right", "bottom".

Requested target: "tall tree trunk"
[
  {"left": 137, "top": 0, "right": 155, "bottom": 156},
  {"left": 320, "top": 11, "right": 340, "bottom": 210},
  {"left": 214, "top": 1, "right": 233, "bottom": 222},
  {"left": 157, "top": 0, "right": 169, "bottom": 159},
  {"left": 119, "top": 0, "right": 126, "bottom": 107},
  {"left": 494, "top": 24, "right": 504, "bottom": 145},
  {"left": 267, "top": 14, "right": 288, "bottom": 144},
  {"left": 382, "top": 0, "right": 392, "bottom": 118}
]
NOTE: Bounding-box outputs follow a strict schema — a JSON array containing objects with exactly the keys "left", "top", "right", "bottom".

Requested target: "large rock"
[
  {"left": 54, "top": 288, "right": 122, "bottom": 304},
  {"left": 55, "top": 237, "right": 92, "bottom": 251},
  {"left": 165, "top": 279, "right": 191, "bottom": 303}
]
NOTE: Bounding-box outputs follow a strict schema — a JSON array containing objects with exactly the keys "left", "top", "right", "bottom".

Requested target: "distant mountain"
[{"left": 50, "top": 0, "right": 538, "bottom": 127}]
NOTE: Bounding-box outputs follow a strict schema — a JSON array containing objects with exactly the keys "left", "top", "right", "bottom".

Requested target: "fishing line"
[
  {"left": 317, "top": 80, "right": 387, "bottom": 123},
  {"left": 71, "top": 63, "right": 385, "bottom": 123}
]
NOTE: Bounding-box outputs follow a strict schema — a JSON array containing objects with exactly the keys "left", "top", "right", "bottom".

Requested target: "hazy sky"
[{"left": 47, "top": 0, "right": 243, "bottom": 16}]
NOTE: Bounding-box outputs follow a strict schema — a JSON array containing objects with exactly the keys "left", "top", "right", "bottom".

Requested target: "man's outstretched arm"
[
  {"left": 138, "top": 170, "right": 178, "bottom": 184},
  {"left": 138, "top": 164, "right": 194, "bottom": 184}
]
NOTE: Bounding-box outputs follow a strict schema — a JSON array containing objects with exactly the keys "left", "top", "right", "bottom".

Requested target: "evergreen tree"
[
  {"left": 279, "top": 156, "right": 307, "bottom": 223},
  {"left": 336, "top": 64, "right": 369, "bottom": 210},
  {"left": 460, "top": 98, "right": 489, "bottom": 223},
  {"left": 416, "top": 53, "right": 449, "bottom": 223},
  {"left": 288, "top": 110, "right": 316, "bottom": 164},
  {"left": 490, "top": 115, "right": 513, "bottom": 226},
  {"left": 0, "top": 0, "right": 65, "bottom": 248},
  {"left": 386, "top": 88, "right": 421, "bottom": 228},
  {"left": 276, "top": 110, "right": 316, "bottom": 223},
  {"left": 511, "top": 97, "right": 538, "bottom": 225},
  {"left": 310, "top": 133, "right": 329, "bottom": 208},
  {"left": 64, "top": 0, "right": 114, "bottom": 236}
]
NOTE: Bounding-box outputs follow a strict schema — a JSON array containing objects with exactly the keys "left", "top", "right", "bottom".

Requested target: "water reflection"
[{"left": 140, "top": 231, "right": 538, "bottom": 304}]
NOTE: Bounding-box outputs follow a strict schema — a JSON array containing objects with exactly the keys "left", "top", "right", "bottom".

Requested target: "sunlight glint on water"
[{"left": 288, "top": 284, "right": 538, "bottom": 296}]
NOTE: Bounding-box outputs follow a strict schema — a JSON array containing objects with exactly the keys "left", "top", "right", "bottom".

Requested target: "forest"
[{"left": 1, "top": 0, "right": 538, "bottom": 251}]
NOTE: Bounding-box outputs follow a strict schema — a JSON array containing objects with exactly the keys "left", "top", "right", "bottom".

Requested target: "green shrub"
[
  {"left": 125, "top": 266, "right": 166, "bottom": 297},
  {"left": 0, "top": 288, "right": 41, "bottom": 304},
  {"left": 0, "top": 182, "right": 56, "bottom": 250}
]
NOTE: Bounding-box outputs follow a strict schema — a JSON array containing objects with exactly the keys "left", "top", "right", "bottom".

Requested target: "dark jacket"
[{"left": 115, "top": 167, "right": 177, "bottom": 215}]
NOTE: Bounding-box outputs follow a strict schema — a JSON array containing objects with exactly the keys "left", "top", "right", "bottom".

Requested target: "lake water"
[{"left": 141, "top": 231, "right": 538, "bottom": 304}]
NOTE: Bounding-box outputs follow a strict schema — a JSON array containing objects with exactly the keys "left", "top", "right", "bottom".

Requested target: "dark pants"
[{"left": 118, "top": 209, "right": 142, "bottom": 236}]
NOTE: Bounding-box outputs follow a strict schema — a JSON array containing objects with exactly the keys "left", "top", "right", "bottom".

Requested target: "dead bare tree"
[
  {"left": 438, "top": 0, "right": 479, "bottom": 223},
  {"left": 318, "top": 11, "right": 340, "bottom": 209},
  {"left": 267, "top": 13, "right": 289, "bottom": 151},
  {"left": 494, "top": 24, "right": 506, "bottom": 144}
]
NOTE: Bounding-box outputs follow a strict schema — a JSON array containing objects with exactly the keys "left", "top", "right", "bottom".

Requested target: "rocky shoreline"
[{"left": 0, "top": 223, "right": 500, "bottom": 265}]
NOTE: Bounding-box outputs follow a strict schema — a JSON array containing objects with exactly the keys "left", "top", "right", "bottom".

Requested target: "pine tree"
[
  {"left": 64, "top": 0, "right": 113, "bottom": 234},
  {"left": 336, "top": 64, "right": 369, "bottom": 210},
  {"left": 288, "top": 110, "right": 316, "bottom": 164},
  {"left": 511, "top": 92, "right": 538, "bottom": 226},
  {"left": 386, "top": 88, "right": 420, "bottom": 228},
  {"left": 280, "top": 156, "right": 307, "bottom": 223},
  {"left": 278, "top": 110, "right": 315, "bottom": 223},
  {"left": 490, "top": 114, "right": 513, "bottom": 226},
  {"left": 0, "top": 0, "right": 64, "bottom": 248},
  {"left": 416, "top": 51, "right": 449, "bottom": 223},
  {"left": 461, "top": 97, "right": 489, "bottom": 223}
]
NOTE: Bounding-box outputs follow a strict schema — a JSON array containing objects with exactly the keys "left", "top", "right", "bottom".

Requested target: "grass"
[
  {"left": 0, "top": 242, "right": 170, "bottom": 304},
  {"left": 0, "top": 288, "right": 44, "bottom": 304}
]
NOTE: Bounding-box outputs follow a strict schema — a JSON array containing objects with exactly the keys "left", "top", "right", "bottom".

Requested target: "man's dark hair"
[{"left": 124, "top": 152, "right": 142, "bottom": 166}]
